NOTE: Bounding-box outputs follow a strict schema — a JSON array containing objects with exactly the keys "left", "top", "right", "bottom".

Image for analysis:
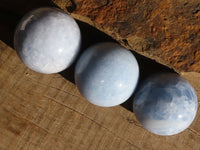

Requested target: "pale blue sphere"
[
  {"left": 75, "top": 42, "right": 139, "bottom": 107},
  {"left": 133, "top": 73, "right": 198, "bottom": 136},
  {"left": 14, "top": 7, "right": 81, "bottom": 74}
]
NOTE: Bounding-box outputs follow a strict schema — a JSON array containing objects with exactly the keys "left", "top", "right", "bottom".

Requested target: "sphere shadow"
[
  {"left": 0, "top": 0, "right": 56, "bottom": 48},
  {"left": 121, "top": 54, "right": 177, "bottom": 112},
  {"left": 59, "top": 20, "right": 116, "bottom": 84},
  {"left": 0, "top": 9, "right": 21, "bottom": 48}
]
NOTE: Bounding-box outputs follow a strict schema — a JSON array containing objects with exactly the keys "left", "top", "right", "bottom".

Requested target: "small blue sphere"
[
  {"left": 14, "top": 7, "right": 81, "bottom": 74},
  {"left": 75, "top": 42, "right": 139, "bottom": 107},
  {"left": 133, "top": 73, "right": 198, "bottom": 136}
]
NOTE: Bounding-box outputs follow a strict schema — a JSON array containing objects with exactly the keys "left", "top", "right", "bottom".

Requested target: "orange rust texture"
[{"left": 72, "top": 0, "right": 200, "bottom": 72}]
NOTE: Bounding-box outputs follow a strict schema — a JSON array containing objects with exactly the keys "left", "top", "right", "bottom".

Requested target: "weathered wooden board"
[
  {"left": 0, "top": 41, "right": 200, "bottom": 150},
  {"left": 53, "top": 0, "right": 200, "bottom": 73}
]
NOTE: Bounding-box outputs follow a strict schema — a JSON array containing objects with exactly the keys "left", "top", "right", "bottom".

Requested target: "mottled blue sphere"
[
  {"left": 133, "top": 73, "right": 198, "bottom": 136},
  {"left": 75, "top": 42, "right": 139, "bottom": 107},
  {"left": 14, "top": 7, "right": 81, "bottom": 74}
]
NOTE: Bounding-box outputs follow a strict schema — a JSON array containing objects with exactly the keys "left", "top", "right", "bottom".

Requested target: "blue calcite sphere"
[
  {"left": 75, "top": 42, "right": 139, "bottom": 107},
  {"left": 133, "top": 73, "right": 198, "bottom": 136},
  {"left": 14, "top": 7, "right": 81, "bottom": 74}
]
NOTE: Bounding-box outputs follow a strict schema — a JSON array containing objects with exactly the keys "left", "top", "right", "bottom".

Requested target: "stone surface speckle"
[
  {"left": 75, "top": 42, "right": 139, "bottom": 107},
  {"left": 133, "top": 73, "right": 198, "bottom": 136},
  {"left": 14, "top": 7, "right": 81, "bottom": 74}
]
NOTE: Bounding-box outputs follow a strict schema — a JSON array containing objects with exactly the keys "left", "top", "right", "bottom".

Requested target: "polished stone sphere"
[
  {"left": 133, "top": 73, "right": 198, "bottom": 136},
  {"left": 75, "top": 42, "right": 139, "bottom": 107},
  {"left": 14, "top": 7, "right": 81, "bottom": 74}
]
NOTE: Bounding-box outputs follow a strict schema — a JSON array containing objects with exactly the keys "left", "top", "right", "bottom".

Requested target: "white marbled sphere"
[
  {"left": 14, "top": 7, "right": 81, "bottom": 74},
  {"left": 75, "top": 42, "right": 139, "bottom": 107},
  {"left": 133, "top": 73, "right": 198, "bottom": 136}
]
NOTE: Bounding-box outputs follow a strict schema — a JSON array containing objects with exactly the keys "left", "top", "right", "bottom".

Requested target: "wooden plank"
[{"left": 0, "top": 41, "right": 200, "bottom": 150}]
